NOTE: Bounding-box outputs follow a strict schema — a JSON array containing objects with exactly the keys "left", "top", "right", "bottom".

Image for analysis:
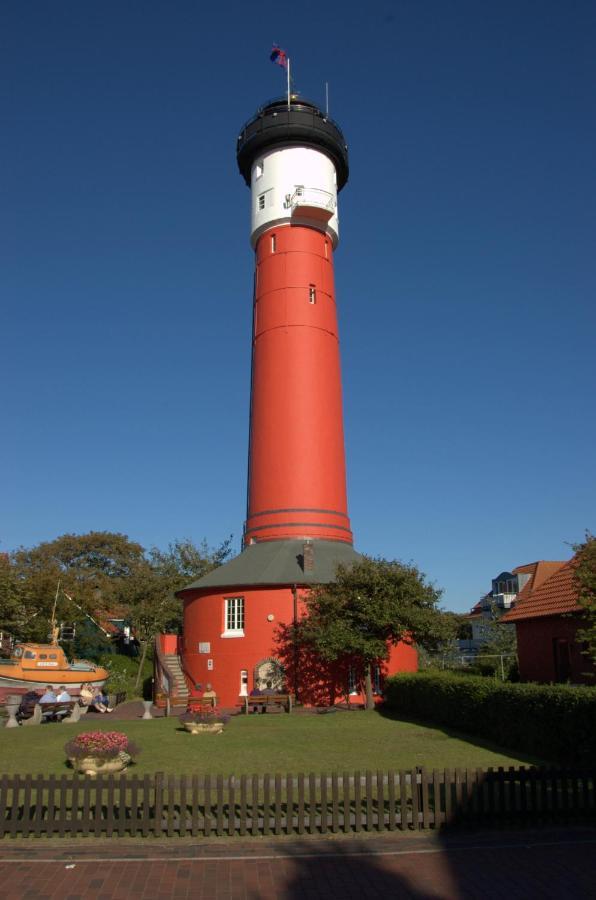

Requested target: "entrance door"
[{"left": 240, "top": 669, "right": 248, "bottom": 696}]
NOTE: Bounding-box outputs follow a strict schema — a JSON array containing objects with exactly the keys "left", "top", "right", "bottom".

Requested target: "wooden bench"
[
  {"left": 39, "top": 701, "right": 81, "bottom": 723},
  {"left": 241, "top": 694, "right": 293, "bottom": 715},
  {"left": 188, "top": 697, "right": 217, "bottom": 712},
  {"left": 18, "top": 701, "right": 81, "bottom": 725}
]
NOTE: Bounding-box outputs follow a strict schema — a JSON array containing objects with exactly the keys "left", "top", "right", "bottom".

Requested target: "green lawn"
[{"left": 0, "top": 710, "right": 546, "bottom": 776}]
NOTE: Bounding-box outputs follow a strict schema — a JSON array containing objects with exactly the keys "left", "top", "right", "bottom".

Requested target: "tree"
[
  {"left": 1, "top": 532, "right": 233, "bottom": 662},
  {"left": 574, "top": 532, "right": 596, "bottom": 666},
  {"left": 0, "top": 554, "right": 30, "bottom": 643},
  {"left": 297, "top": 556, "right": 449, "bottom": 709},
  {"left": 121, "top": 536, "right": 233, "bottom": 688},
  {"left": 4, "top": 532, "right": 147, "bottom": 642},
  {"left": 146, "top": 537, "right": 233, "bottom": 596}
]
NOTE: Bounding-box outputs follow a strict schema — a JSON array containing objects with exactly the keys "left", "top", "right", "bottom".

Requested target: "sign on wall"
[{"left": 198, "top": 642, "right": 211, "bottom": 653}]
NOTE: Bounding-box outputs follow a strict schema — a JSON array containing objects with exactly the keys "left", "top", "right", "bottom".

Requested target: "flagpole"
[
  {"left": 325, "top": 82, "right": 329, "bottom": 117},
  {"left": 287, "top": 58, "right": 291, "bottom": 109}
]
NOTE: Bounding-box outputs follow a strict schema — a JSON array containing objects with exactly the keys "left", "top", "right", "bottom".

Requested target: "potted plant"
[
  {"left": 65, "top": 730, "right": 140, "bottom": 776},
  {"left": 179, "top": 706, "right": 230, "bottom": 735}
]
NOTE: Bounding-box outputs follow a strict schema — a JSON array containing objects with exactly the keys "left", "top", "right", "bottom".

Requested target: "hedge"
[{"left": 384, "top": 672, "right": 596, "bottom": 765}]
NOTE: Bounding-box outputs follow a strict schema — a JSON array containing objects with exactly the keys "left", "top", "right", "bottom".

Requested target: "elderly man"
[
  {"left": 39, "top": 685, "right": 57, "bottom": 704},
  {"left": 39, "top": 685, "right": 58, "bottom": 721}
]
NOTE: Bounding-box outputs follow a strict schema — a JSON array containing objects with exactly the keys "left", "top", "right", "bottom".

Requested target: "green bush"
[
  {"left": 384, "top": 672, "right": 596, "bottom": 765},
  {"left": 99, "top": 651, "right": 153, "bottom": 699}
]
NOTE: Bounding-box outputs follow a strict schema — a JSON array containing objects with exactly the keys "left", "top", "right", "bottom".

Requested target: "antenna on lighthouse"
[
  {"left": 287, "top": 58, "right": 291, "bottom": 109},
  {"left": 325, "top": 82, "right": 329, "bottom": 117}
]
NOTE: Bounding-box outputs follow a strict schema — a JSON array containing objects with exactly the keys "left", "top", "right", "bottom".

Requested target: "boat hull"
[{"left": 0, "top": 671, "right": 106, "bottom": 701}]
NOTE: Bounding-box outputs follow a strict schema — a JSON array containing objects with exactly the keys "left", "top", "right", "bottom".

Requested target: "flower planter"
[
  {"left": 70, "top": 751, "right": 131, "bottom": 776},
  {"left": 183, "top": 722, "right": 225, "bottom": 735}
]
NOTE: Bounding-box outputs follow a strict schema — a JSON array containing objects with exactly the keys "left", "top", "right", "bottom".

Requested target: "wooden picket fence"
[{"left": 0, "top": 766, "right": 594, "bottom": 838}]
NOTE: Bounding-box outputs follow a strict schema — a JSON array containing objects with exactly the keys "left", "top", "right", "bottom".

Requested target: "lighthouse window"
[
  {"left": 255, "top": 161, "right": 263, "bottom": 179},
  {"left": 223, "top": 597, "right": 245, "bottom": 636},
  {"left": 309, "top": 285, "right": 316, "bottom": 304},
  {"left": 271, "top": 234, "right": 276, "bottom": 252},
  {"left": 258, "top": 194, "right": 265, "bottom": 211}
]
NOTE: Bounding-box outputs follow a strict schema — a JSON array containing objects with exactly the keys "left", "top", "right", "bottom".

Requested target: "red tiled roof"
[
  {"left": 501, "top": 559, "right": 580, "bottom": 622},
  {"left": 467, "top": 561, "right": 568, "bottom": 620},
  {"left": 512, "top": 560, "right": 566, "bottom": 603}
]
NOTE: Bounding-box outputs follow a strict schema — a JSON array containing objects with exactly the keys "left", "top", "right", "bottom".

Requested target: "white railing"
[{"left": 288, "top": 187, "right": 335, "bottom": 213}]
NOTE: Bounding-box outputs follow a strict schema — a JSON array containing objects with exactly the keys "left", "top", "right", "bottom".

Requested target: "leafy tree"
[
  {"left": 146, "top": 537, "right": 233, "bottom": 596},
  {"left": 574, "top": 532, "right": 596, "bottom": 666},
  {"left": 120, "top": 536, "right": 233, "bottom": 688},
  {"left": 1, "top": 532, "right": 232, "bottom": 666},
  {"left": 0, "top": 554, "right": 30, "bottom": 644},
  {"left": 297, "top": 556, "right": 449, "bottom": 709},
  {"left": 3, "top": 532, "right": 146, "bottom": 641},
  {"left": 74, "top": 621, "right": 114, "bottom": 661}
]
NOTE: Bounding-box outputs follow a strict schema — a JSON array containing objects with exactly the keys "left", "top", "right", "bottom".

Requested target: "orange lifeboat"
[{"left": 0, "top": 642, "right": 108, "bottom": 700}]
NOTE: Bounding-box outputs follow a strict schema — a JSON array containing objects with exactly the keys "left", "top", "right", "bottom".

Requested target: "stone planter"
[
  {"left": 69, "top": 751, "right": 131, "bottom": 776},
  {"left": 183, "top": 722, "right": 225, "bottom": 735}
]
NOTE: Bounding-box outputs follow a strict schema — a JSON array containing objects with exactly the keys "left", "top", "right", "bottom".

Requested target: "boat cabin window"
[
  {"left": 13, "top": 647, "right": 23, "bottom": 658},
  {"left": 39, "top": 654, "right": 47, "bottom": 659},
  {"left": 24, "top": 651, "right": 36, "bottom": 659},
  {"left": 49, "top": 653, "right": 57, "bottom": 659}
]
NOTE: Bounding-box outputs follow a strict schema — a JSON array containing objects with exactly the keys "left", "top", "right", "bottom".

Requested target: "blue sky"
[{"left": 2, "top": 1, "right": 595, "bottom": 612}]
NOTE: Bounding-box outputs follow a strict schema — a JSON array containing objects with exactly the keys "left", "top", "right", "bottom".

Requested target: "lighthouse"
[
  {"left": 173, "top": 95, "right": 417, "bottom": 708},
  {"left": 238, "top": 97, "right": 352, "bottom": 546}
]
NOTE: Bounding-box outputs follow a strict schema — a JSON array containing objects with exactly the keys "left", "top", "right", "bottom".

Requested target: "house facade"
[
  {"left": 465, "top": 562, "right": 564, "bottom": 651},
  {"left": 501, "top": 559, "right": 595, "bottom": 684}
]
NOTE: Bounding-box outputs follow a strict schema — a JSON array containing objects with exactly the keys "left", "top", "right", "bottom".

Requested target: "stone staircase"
[{"left": 162, "top": 653, "right": 190, "bottom": 706}]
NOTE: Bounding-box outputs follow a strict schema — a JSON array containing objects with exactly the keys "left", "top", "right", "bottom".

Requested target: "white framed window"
[
  {"left": 309, "top": 285, "right": 316, "bottom": 304},
  {"left": 255, "top": 161, "right": 264, "bottom": 179},
  {"left": 271, "top": 233, "right": 276, "bottom": 252},
  {"left": 222, "top": 596, "right": 244, "bottom": 637}
]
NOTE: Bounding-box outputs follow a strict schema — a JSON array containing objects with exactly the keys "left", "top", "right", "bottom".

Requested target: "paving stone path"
[{"left": 0, "top": 828, "right": 594, "bottom": 899}]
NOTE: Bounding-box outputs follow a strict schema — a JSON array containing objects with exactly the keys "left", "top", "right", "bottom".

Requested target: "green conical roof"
[{"left": 177, "top": 539, "right": 361, "bottom": 594}]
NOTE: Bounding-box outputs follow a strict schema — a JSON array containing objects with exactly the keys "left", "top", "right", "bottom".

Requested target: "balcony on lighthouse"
[{"left": 288, "top": 186, "right": 336, "bottom": 222}]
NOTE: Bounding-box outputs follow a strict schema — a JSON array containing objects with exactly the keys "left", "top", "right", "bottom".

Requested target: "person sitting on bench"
[
  {"left": 39, "top": 685, "right": 60, "bottom": 720},
  {"left": 40, "top": 685, "right": 57, "bottom": 704},
  {"left": 91, "top": 686, "right": 113, "bottom": 713},
  {"left": 17, "top": 690, "right": 42, "bottom": 722},
  {"left": 79, "top": 682, "right": 94, "bottom": 708},
  {"left": 53, "top": 685, "right": 73, "bottom": 719}
]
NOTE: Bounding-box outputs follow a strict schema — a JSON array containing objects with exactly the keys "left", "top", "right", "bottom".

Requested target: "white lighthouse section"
[{"left": 250, "top": 146, "right": 339, "bottom": 248}]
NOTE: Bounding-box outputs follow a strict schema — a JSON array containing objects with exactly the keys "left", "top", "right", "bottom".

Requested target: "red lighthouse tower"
[
  {"left": 238, "top": 98, "right": 352, "bottom": 547},
  {"left": 175, "top": 97, "right": 417, "bottom": 707}
]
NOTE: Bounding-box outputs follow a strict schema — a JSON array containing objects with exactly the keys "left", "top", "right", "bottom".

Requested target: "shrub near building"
[{"left": 384, "top": 672, "right": 596, "bottom": 765}]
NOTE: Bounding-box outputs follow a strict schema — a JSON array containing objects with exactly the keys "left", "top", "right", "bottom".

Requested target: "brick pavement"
[{"left": 0, "top": 828, "right": 595, "bottom": 899}]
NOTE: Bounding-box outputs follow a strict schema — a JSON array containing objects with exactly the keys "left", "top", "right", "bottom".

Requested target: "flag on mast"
[{"left": 270, "top": 45, "right": 288, "bottom": 69}]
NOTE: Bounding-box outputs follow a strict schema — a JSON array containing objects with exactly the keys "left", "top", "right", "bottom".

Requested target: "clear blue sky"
[{"left": 2, "top": 1, "right": 595, "bottom": 612}]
